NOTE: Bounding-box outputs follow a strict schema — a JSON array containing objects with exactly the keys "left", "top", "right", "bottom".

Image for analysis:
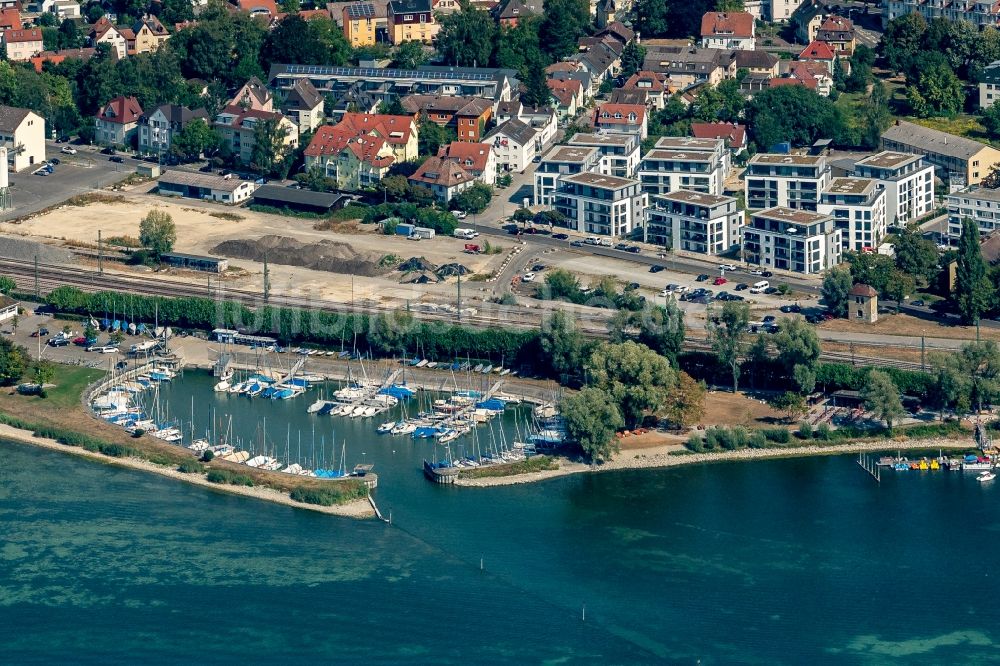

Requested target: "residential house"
[
  {"left": 408, "top": 156, "right": 477, "bottom": 201},
  {"left": 593, "top": 103, "right": 647, "bottom": 140},
  {"left": 0, "top": 106, "right": 45, "bottom": 172},
  {"left": 852, "top": 150, "right": 935, "bottom": 226},
  {"left": 742, "top": 207, "right": 843, "bottom": 275},
  {"left": 700, "top": 12, "right": 755, "bottom": 51},
  {"left": 129, "top": 15, "right": 170, "bottom": 54},
  {"left": 947, "top": 186, "right": 1000, "bottom": 239},
  {"left": 50, "top": 0, "right": 81, "bottom": 18},
  {"left": 534, "top": 145, "right": 601, "bottom": 206},
  {"left": 881, "top": 119, "right": 1000, "bottom": 187},
  {"left": 30, "top": 47, "right": 96, "bottom": 73},
  {"left": 95, "top": 96, "right": 144, "bottom": 147},
  {"left": 818, "top": 177, "right": 888, "bottom": 251},
  {"left": 280, "top": 79, "right": 325, "bottom": 134},
  {"left": 234, "top": 0, "right": 279, "bottom": 17},
  {"left": 574, "top": 39, "right": 622, "bottom": 88},
  {"left": 89, "top": 17, "right": 126, "bottom": 59},
  {"left": 768, "top": 75, "right": 817, "bottom": 92},
  {"left": 213, "top": 105, "right": 298, "bottom": 165},
  {"left": 620, "top": 71, "right": 673, "bottom": 110},
  {"left": 518, "top": 105, "right": 558, "bottom": 151},
  {"left": 980, "top": 60, "right": 1000, "bottom": 109},
  {"left": 387, "top": 0, "right": 438, "bottom": 44},
  {"left": 638, "top": 136, "right": 730, "bottom": 196},
  {"left": 798, "top": 40, "right": 836, "bottom": 75},
  {"left": 3, "top": 28, "right": 43, "bottom": 62},
  {"left": 789, "top": 60, "right": 833, "bottom": 96},
  {"left": 596, "top": 0, "right": 617, "bottom": 29},
  {"left": 485, "top": 119, "right": 536, "bottom": 173},
  {"left": 0, "top": 8, "right": 19, "bottom": 29},
  {"left": 438, "top": 141, "right": 496, "bottom": 185},
  {"left": 734, "top": 50, "right": 779, "bottom": 78},
  {"left": 497, "top": 0, "right": 542, "bottom": 26},
  {"left": 643, "top": 46, "right": 737, "bottom": 87},
  {"left": 342, "top": 2, "right": 378, "bottom": 46},
  {"left": 335, "top": 112, "right": 419, "bottom": 162},
  {"left": 303, "top": 125, "right": 395, "bottom": 189},
  {"left": 547, "top": 79, "right": 584, "bottom": 118},
  {"left": 690, "top": 122, "right": 747, "bottom": 153},
  {"left": 883, "top": 0, "right": 1000, "bottom": 29},
  {"left": 401, "top": 95, "right": 492, "bottom": 141},
  {"left": 791, "top": 0, "right": 825, "bottom": 43},
  {"left": 229, "top": 77, "right": 273, "bottom": 112},
  {"left": 770, "top": 0, "right": 809, "bottom": 22},
  {"left": 645, "top": 190, "right": 744, "bottom": 253},
  {"left": 816, "top": 15, "right": 855, "bottom": 57},
  {"left": 744, "top": 153, "right": 830, "bottom": 211},
  {"left": 546, "top": 61, "right": 594, "bottom": 100},
  {"left": 553, "top": 172, "right": 647, "bottom": 238},
  {"left": 567, "top": 132, "right": 640, "bottom": 178},
  {"left": 138, "top": 104, "right": 209, "bottom": 156},
  {"left": 325, "top": 83, "right": 380, "bottom": 122}
]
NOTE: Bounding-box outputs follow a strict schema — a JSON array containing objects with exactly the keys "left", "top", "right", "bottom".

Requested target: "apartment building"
[
  {"left": 534, "top": 145, "right": 601, "bottom": 207},
  {"left": 851, "top": 151, "right": 934, "bottom": 226},
  {"left": 553, "top": 172, "right": 647, "bottom": 238},
  {"left": 881, "top": 119, "right": 1000, "bottom": 186},
  {"left": 645, "top": 190, "right": 744, "bottom": 254},
  {"left": 947, "top": 186, "right": 1000, "bottom": 239},
  {"left": 638, "top": 137, "right": 729, "bottom": 197},
  {"left": 387, "top": 0, "right": 438, "bottom": 43},
  {"left": 342, "top": 2, "right": 378, "bottom": 46},
  {"left": 883, "top": 0, "right": 1000, "bottom": 29},
  {"left": 742, "top": 207, "right": 843, "bottom": 275},
  {"left": 818, "top": 177, "right": 888, "bottom": 252},
  {"left": 744, "top": 153, "right": 829, "bottom": 211},
  {"left": 566, "top": 132, "right": 640, "bottom": 178}
]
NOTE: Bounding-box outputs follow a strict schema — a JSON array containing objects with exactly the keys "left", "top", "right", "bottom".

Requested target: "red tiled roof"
[
  {"left": 4, "top": 28, "right": 41, "bottom": 43},
  {"left": 593, "top": 103, "right": 645, "bottom": 126},
  {"left": 799, "top": 40, "right": 835, "bottom": 61},
  {"left": 437, "top": 141, "right": 492, "bottom": 174},
  {"left": 236, "top": 0, "right": 278, "bottom": 14},
  {"left": 304, "top": 124, "right": 395, "bottom": 168},
  {"left": 546, "top": 78, "right": 582, "bottom": 106},
  {"left": 622, "top": 70, "right": 669, "bottom": 92},
  {"left": 0, "top": 8, "right": 21, "bottom": 30},
  {"left": 768, "top": 77, "right": 816, "bottom": 90},
  {"left": 849, "top": 283, "right": 877, "bottom": 298},
  {"left": 700, "top": 12, "right": 754, "bottom": 39},
  {"left": 819, "top": 15, "right": 853, "bottom": 33},
  {"left": 339, "top": 112, "right": 415, "bottom": 145},
  {"left": 690, "top": 122, "right": 746, "bottom": 148},
  {"left": 409, "top": 156, "right": 473, "bottom": 188},
  {"left": 97, "top": 96, "right": 144, "bottom": 124},
  {"left": 790, "top": 60, "right": 831, "bottom": 80}
]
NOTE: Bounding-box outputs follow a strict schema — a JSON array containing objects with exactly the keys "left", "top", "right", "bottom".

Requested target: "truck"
[{"left": 453, "top": 228, "right": 476, "bottom": 240}]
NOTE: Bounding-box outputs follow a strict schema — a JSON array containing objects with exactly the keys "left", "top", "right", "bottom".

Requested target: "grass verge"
[{"left": 458, "top": 455, "right": 559, "bottom": 479}]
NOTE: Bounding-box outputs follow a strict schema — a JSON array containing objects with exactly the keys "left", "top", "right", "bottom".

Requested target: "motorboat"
[
  {"left": 214, "top": 380, "right": 231, "bottom": 392},
  {"left": 377, "top": 421, "right": 396, "bottom": 434},
  {"left": 978, "top": 470, "right": 996, "bottom": 482}
]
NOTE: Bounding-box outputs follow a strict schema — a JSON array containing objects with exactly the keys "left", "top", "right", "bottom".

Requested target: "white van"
[
  {"left": 453, "top": 228, "right": 475, "bottom": 240},
  {"left": 749, "top": 280, "right": 770, "bottom": 294}
]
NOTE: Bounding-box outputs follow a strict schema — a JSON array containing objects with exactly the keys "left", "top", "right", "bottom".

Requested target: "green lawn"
[{"left": 39, "top": 366, "right": 104, "bottom": 410}]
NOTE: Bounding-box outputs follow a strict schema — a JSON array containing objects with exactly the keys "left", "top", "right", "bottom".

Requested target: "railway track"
[{"left": 0, "top": 258, "right": 929, "bottom": 371}]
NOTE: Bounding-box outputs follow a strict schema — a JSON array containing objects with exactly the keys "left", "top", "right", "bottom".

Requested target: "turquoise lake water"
[{"left": 2, "top": 371, "right": 1000, "bottom": 663}]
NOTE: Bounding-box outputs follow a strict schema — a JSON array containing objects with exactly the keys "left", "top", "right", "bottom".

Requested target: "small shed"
[
  {"left": 251, "top": 185, "right": 349, "bottom": 214},
  {"left": 136, "top": 164, "right": 160, "bottom": 178},
  {"left": 850, "top": 283, "right": 877, "bottom": 324},
  {"left": 160, "top": 252, "right": 229, "bottom": 273}
]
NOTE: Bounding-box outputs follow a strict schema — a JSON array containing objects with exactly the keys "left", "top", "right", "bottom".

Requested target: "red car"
[
  {"left": 72, "top": 336, "right": 87, "bottom": 346},
  {"left": 713, "top": 277, "right": 728, "bottom": 286}
]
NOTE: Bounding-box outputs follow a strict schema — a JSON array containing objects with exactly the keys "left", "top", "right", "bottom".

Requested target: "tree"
[
  {"left": 607, "top": 300, "right": 685, "bottom": 365},
  {"left": 821, "top": 267, "right": 852, "bottom": 318},
  {"left": 170, "top": 118, "right": 220, "bottom": 161},
  {"left": 520, "top": 51, "right": 552, "bottom": 107},
  {"left": 959, "top": 340, "right": 1000, "bottom": 412},
  {"left": 884, "top": 270, "right": 916, "bottom": 310},
  {"left": 862, "top": 370, "right": 904, "bottom": 429},
  {"left": 0, "top": 337, "right": 27, "bottom": 386},
  {"left": 540, "top": 310, "right": 584, "bottom": 386},
  {"left": 981, "top": 103, "right": 1000, "bottom": 140},
  {"left": 139, "top": 210, "right": 176, "bottom": 258},
  {"left": 928, "top": 352, "right": 969, "bottom": 419},
  {"left": 881, "top": 13, "right": 928, "bottom": 73},
  {"left": 847, "top": 251, "right": 896, "bottom": 295},
  {"left": 451, "top": 183, "right": 492, "bottom": 213},
  {"left": 586, "top": 341, "right": 676, "bottom": 428},
  {"left": 906, "top": 57, "right": 964, "bottom": 117},
  {"left": 635, "top": 0, "right": 669, "bottom": 37},
  {"left": 538, "top": 268, "right": 583, "bottom": 303},
  {"left": 708, "top": 301, "right": 749, "bottom": 392},
  {"left": 435, "top": 1, "right": 497, "bottom": 67},
  {"left": 560, "top": 387, "right": 624, "bottom": 461},
  {"left": 861, "top": 80, "right": 892, "bottom": 149},
  {"left": 369, "top": 310, "right": 413, "bottom": 356},
  {"left": 33, "top": 360, "right": 55, "bottom": 395},
  {"left": 956, "top": 217, "right": 992, "bottom": 324},
  {"left": 539, "top": 0, "right": 590, "bottom": 60},
  {"left": 417, "top": 113, "right": 452, "bottom": 156},
  {"left": 250, "top": 117, "right": 293, "bottom": 177},
  {"left": 773, "top": 318, "right": 821, "bottom": 393},
  {"left": 0, "top": 275, "right": 14, "bottom": 294},
  {"left": 745, "top": 85, "right": 847, "bottom": 150},
  {"left": 620, "top": 41, "right": 646, "bottom": 79},
  {"left": 661, "top": 371, "right": 706, "bottom": 429},
  {"left": 768, "top": 391, "right": 806, "bottom": 422},
  {"left": 392, "top": 41, "right": 427, "bottom": 70},
  {"left": 894, "top": 227, "right": 940, "bottom": 286},
  {"left": 261, "top": 15, "right": 351, "bottom": 68},
  {"left": 83, "top": 321, "right": 97, "bottom": 342}
]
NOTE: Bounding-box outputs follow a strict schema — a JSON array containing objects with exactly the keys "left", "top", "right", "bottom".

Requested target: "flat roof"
[
  {"left": 656, "top": 190, "right": 734, "bottom": 207},
  {"left": 161, "top": 251, "right": 227, "bottom": 263},
  {"left": 159, "top": 170, "right": 250, "bottom": 192},
  {"left": 542, "top": 146, "right": 599, "bottom": 164},
  {"left": 855, "top": 151, "right": 922, "bottom": 169},
  {"left": 562, "top": 172, "right": 638, "bottom": 188},
  {"left": 824, "top": 177, "right": 877, "bottom": 196},
  {"left": 642, "top": 149, "right": 715, "bottom": 162},
  {"left": 949, "top": 185, "right": 1000, "bottom": 203},
  {"left": 253, "top": 185, "right": 348, "bottom": 208},
  {"left": 753, "top": 206, "right": 831, "bottom": 225},
  {"left": 653, "top": 136, "right": 722, "bottom": 151},
  {"left": 568, "top": 132, "right": 634, "bottom": 147},
  {"left": 749, "top": 153, "right": 825, "bottom": 166}
]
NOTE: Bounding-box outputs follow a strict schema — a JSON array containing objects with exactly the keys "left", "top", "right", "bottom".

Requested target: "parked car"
[
  {"left": 552, "top": 233, "right": 569, "bottom": 240},
  {"left": 615, "top": 242, "right": 631, "bottom": 251},
  {"left": 713, "top": 277, "right": 727, "bottom": 285},
  {"left": 805, "top": 313, "right": 824, "bottom": 324},
  {"left": 522, "top": 272, "right": 536, "bottom": 282},
  {"left": 625, "top": 246, "right": 641, "bottom": 254},
  {"left": 780, "top": 304, "right": 802, "bottom": 313},
  {"left": 749, "top": 269, "right": 764, "bottom": 276},
  {"left": 100, "top": 146, "right": 116, "bottom": 155},
  {"left": 60, "top": 146, "right": 76, "bottom": 155},
  {"left": 47, "top": 337, "right": 69, "bottom": 347},
  {"left": 696, "top": 274, "right": 709, "bottom": 282},
  {"left": 719, "top": 264, "right": 737, "bottom": 271},
  {"left": 649, "top": 265, "right": 665, "bottom": 273},
  {"left": 584, "top": 236, "right": 599, "bottom": 245},
  {"left": 48, "top": 158, "right": 60, "bottom": 165},
  {"left": 734, "top": 283, "right": 749, "bottom": 291},
  {"left": 626, "top": 282, "right": 640, "bottom": 290},
  {"left": 761, "top": 271, "right": 773, "bottom": 278},
  {"left": 531, "top": 264, "right": 546, "bottom": 272},
  {"left": 452, "top": 210, "right": 468, "bottom": 219},
  {"left": 115, "top": 360, "right": 128, "bottom": 370},
  {"left": 598, "top": 238, "right": 612, "bottom": 247},
  {"left": 673, "top": 285, "right": 688, "bottom": 294},
  {"left": 762, "top": 315, "right": 776, "bottom": 324},
  {"left": 30, "top": 328, "right": 49, "bottom": 337},
  {"left": 663, "top": 284, "right": 676, "bottom": 292},
  {"left": 764, "top": 286, "right": 779, "bottom": 295},
  {"left": 911, "top": 299, "right": 925, "bottom": 307},
  {"left": 570, "top": 240, "right": 584, "bottom": 247},
  {"left": 109, "top": 156, "right": 124, "bottom": 163}
]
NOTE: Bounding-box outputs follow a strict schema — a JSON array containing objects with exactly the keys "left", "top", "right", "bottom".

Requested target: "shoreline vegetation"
[{"left": 454, "top": 438, "right": 980, "bottom": 487}]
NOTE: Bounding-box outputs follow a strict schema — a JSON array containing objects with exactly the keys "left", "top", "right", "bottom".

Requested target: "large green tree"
[
  {"left": 708, "top": 301, "right": 749, "bottom": 392},
  {"left": 560, "top": 387, "right": 624, "bottom": 462},
  {"left": 620, "top": 41, "right": 646, "bottom": 79},
  {"left": 539, "top": 0, "right": 589, "bottom": 60},
  {"left": 905, "top": 55, "right": 965, "bottom": 117},
  {"left": 586, "top": 341, "right": 676, "bottom": 428},
  {"left": 894, "top": 227, "right": 940, "bottom": 286},
  {"left": 139, "top": 210, "right": 177, "bottom": 257},
  {"left": 862, "top": 370, "right": 905, "bottom": 430},
  {"left": 955, "top": 217, "right": 992, "bottom": 324},
  {"left": 773, "top": 318, "right": 821, "bottom": 394},
  {"left": 170, "top": 118, "right": 221, "bottom": 161},
  {"left": 821, "top": 266, "right": 853, "bottom": 318},
  {"left": 745, "top": 85, "right": 846, "bottom": 150},
  {"left": 0, "top": 338, "right": 27, "bottom": 386},
  {"left": 250, "top": 117, "right": 294, "bottom": 177},
  {"left": 540, "top": 310, "right": 585, "bottom": 386},
  {"left": 880, "top": 13, "right": 928, "bottom": 73},
  {"left": 435, "top": 1, "right": 497, "bottom": 67}
]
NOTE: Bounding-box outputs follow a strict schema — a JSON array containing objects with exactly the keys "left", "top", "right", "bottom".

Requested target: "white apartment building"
[
  {"left": 534, "top": 145, "right": 601, "bottom": 207},
  {"left": 638, "top": 137, "right": 729, "bottom": 197},
  {"left": 818, "top": 177, "right": 888, "bottom": 252},
  {"left": 646, "top": 190, "right": 744, "bottom": 254},
  {"left": 744, "top": 153, "right": 829, "bottom": 211},
  {"left": 0, "top": 105, "right": 44, "bottom": 172},
  {"left": 883, "top": 0, "right": 1000, "bottom": 28},
  {"left": 742, "top": 207, "right": 843, "bottom": 275},
  {"left": 553, "top": 172, "right": 647, "bottom": 238},
  {"left": 947, "top": 186, "right": 1000, "bottom": 239},
  {"left": 770, "top": 0, "right": 807, "bottom": 21},
  {"left": 851, "top": 151, "right": 934, "bottom": 227},
  {"left": 567, "top": 132, "right": 640, "bottom": 178}
]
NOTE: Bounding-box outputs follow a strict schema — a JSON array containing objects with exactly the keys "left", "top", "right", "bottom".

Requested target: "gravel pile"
[
  {"left": 0, "top": 235, "right": 72, "bottom": 264},
  {"left": 211, "top": 235, "right": 386, "bottom": 277}
]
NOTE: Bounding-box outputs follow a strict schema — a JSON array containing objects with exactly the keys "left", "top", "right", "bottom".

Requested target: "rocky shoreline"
[{"left": 0, "top": 424, "right": 375, "bottom": 519}]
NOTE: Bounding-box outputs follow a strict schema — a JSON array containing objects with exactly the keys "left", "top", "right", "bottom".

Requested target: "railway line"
[{"left": 0, "top": 257, "right": 929, "bottom": 371}]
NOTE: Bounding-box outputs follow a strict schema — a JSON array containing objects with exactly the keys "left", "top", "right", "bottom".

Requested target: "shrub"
[
  {"left": 748, "top": 431, "right": 768, "bottom": 449},
  {"left": 206, "top": 469, "right": 254, "bottom": 486},
  {"left": 178, "top": 461, "right": 206, "bottom": 474},
  {"left": 290, "top": 483, "right": 368, "bottom": 506},
  {"left": 761, "top": 428, "right": 791, "bottom": 444},
  {"left": 815, "top": 422, "right": 832, "bottom": 441},
  {"left": 798, "top": 422, "right": 814, "bottom": 439},
  {"left": 201, "top": 449, "right": 215, "bottom": 462},
  {"left": 686, "top": 432, "right": 705, "bottom": 452}
]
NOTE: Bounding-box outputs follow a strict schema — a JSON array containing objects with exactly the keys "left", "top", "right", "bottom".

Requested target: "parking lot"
[{"left": 0, "top": 142, "right": 140, "bottom": 222}]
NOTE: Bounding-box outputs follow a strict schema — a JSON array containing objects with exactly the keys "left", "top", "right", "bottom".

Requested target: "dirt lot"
[
  {"left": 820, "top": 312, "right": 1000, "bottom": 342},
  {"left": 1, "top": 194, "right": 509, "bottom": 306}
]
